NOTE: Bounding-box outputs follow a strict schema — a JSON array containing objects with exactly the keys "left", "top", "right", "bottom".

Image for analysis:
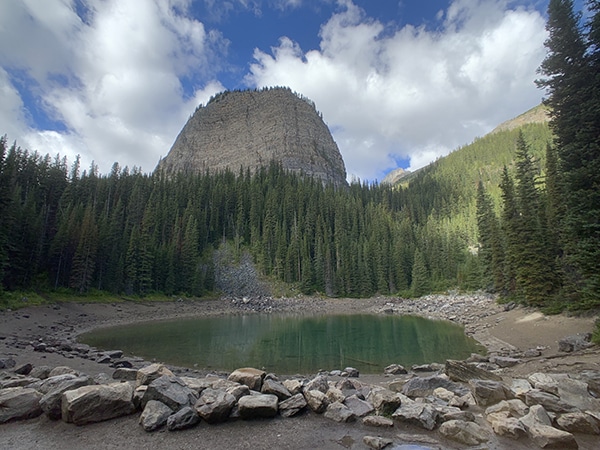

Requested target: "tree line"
[
  {"left": 476, "top": 0, "right": 600, "bottom": 310},
  {"left": 0, "top": 143, "right": 475, "bottom": 300}
]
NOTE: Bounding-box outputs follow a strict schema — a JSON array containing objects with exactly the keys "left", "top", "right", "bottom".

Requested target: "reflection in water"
[{"left": 80, "top": 314, "right": 484, "bottom": 374}]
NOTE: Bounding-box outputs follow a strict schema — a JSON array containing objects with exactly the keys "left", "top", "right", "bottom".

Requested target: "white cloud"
[
  {"left": 0, "top": 0, "right": 225, "bottom": 173},
  {"left": 247, "top": 0, "right": 548, "bottom": 181}
]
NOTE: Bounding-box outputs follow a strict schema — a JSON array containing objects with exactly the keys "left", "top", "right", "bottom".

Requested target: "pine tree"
[{"left": 410, "top": 248, "right": 429, "bottom": 297}]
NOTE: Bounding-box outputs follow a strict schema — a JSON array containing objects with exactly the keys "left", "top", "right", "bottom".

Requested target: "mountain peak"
[{"left": 156, "top": 87, "right": 347, "bottom": 187}]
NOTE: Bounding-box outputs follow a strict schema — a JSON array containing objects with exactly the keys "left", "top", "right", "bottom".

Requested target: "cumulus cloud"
[
  {"left": 247, "top": 0, "right": 548, "bottom": 180},
  {"left": 0, "top": 0, "right": 225, "bottom": 173}
]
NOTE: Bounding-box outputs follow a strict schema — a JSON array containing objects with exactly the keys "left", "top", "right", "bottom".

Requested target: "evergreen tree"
[{"left": 410, "top": 248, "right": 429, "bottom": 297}]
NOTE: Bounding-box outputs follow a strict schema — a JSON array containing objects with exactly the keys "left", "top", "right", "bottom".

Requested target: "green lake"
[{"left": 80, "top": 314, "right": 485, "bottom": 374}]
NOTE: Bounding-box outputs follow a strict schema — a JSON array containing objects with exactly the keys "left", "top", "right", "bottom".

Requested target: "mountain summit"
[{"left": 156, "top": 87, "right": 347, "bottom": 186}]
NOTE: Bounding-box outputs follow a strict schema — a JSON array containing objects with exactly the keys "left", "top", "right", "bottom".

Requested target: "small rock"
[
  {"left": 362, "top": 415, "right": 394, "bottom": 427},
  {"left": 362, "top": 435, "right": 393, "bottom": 449}
]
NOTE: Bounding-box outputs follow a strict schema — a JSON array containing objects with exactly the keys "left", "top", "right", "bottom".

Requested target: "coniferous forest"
[{"left": 0, "top": 0, "right": 598, "bottom": 311}]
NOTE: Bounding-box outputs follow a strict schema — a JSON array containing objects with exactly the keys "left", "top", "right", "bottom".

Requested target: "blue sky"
[{"left": 0, "top": 1, "right": 575, "bottom": 181}]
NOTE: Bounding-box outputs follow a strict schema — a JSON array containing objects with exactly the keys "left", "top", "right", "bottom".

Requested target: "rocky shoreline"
[{"left": 1, "top": 294, "right": 599, "bottom": 449}]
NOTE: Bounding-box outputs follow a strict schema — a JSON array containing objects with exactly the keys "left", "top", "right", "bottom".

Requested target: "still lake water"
[{"left": 80, "top": 314, "right": 484, "bottom": 374}]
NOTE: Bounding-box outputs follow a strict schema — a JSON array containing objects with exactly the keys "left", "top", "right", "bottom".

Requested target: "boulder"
[
  {"left": 194, "top": 388, "right": 236, "bottom": 423},
  {"left": 326, "top": 387, "right": 346, "bottom": 403},
  {"left": 343, "top": 367, "right": 359, "bottom": 378},
  {"left": 402, "top": 375, "right": 468, "bottom": 398},
  {"left": 433, "top": 387, "right": 456, "bottom": 402},
  {"left": 556, "top": 377, "right": 600, "bottom": 412},
  {"left": 27, "top": 373, "right": 77, "bottom": 394},
  {"left": 113, "top": 368, "right": 138, "bottom": 381},
  {"left": 139, "top": 400, "right": 173, "bottom": 431},
  {"left": 39, "top": 376, "right": 93, "bottom": 420},
  {"left": 166, "top": 406, "right": 200, "bottom": 431},
  {"left": 343, "top": 394, "right": 374, "bottom": 417},
  {"left": 238, "top": 394, "right": 278, "bottom": 419},
  {"left": 304, "top": 389, "right": 329, "bottom": 413},
  {"left": 556, "top": 412, "right": 600, "bottom": 434},
  {"left": 61, "top": 382, "right": 135, "bottom": 425},
  {"left": 227, "top": 384, "right": 250, "bottom": 401},
  {"left": 368, "top": 388, "right": 402, "bottom": 416},
  {"left": 439, "top": 419, "right": 489, "bottom": 446},
  {"left": 261, "top": 379, "right": 291, "bottom": 401},
  {"left": 304, "top": 375, "right": 329, "bottom": 394},
  {"left": 136, "top": 364, "right": 174, "bottom": 387},
  {"left": 28, "top": 366, "right": 52, "bottom": 379},
  {"left": 384, "top": 364, "right": 407, "bottom": 375},
  {"left": 520, "top": 405, "right": 578, "bottom": 448},
  {"left": 13, "top": 363, "right": 33, "bottom": 375},
  {"left": 0, "top": 358, "right": 16, "bottom": 369},
  {"left": 529, "top": 373, "right": 559, "bottom": 395},
  {"left": 490, "top": 416, "right": 527, "bottom": 439},
  {"left": 0, "top": 375, "right": 40, "bottom": 389},
  {"left": 392, "top": 403, "right": 439, "bottom": 430},
  {"left": 491, "top": 356, "right": 521, "bottom": 368},
  {"left": 362, "top": 436, "right": 393, "bottom": 450},
  {"left": 511, "top": 378, "right": 533, "bottom": 397},
  {"left": 227, "top": 368, "right": 265, "bottom": 391},
  {"left": 558, "top": 333, "right": 592, "bottom": 352},
  {"left": 179, "top": 376, "right": 214, "bottom": 394},
  {"left": 278, "top": 393, "right": 307, "bottom": 418},
  {"left": 323, "top": 401, "right": 356, "bottom": 423},
  {"left": 0, "top": 387, "right": 43, "bottom": 423},
  {"left": 469, "top": 379, "right": 510, "bottom": 407},
  {"left": 142, "top": 375, "right": 198, "bottom": 411},
  {"left": 445, "top": 359, "right": 502, "bottom": 383},
  {"left": 525, "top": 389, "right": 577, "bottom": 414},
  {"left": 48, "top": 366, "right": 78, "bottom": 378},
  {"left": 282, "top": 379, "right": 303, "bottom": 395},
  {"left": 362, "top": 415, "right": 394, "bottom": 427}
]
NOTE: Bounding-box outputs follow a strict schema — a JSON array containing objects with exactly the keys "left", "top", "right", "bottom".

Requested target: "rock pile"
[{"left": 2, "top": 355, "right": 599, "bottom": 449}]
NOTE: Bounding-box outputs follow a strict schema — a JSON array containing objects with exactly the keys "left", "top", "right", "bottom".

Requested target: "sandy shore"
[{"left": 1, "top": 295, "right": 599, "bottom": 449}]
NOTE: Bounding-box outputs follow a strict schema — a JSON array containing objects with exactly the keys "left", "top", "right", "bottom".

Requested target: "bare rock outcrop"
[{"left": 156, "top": 88, "right": 347, "bottom": 187}]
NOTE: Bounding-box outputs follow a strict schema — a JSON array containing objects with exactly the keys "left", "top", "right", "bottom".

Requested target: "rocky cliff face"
[{"left": 156, "top": 88, "right": 347, "bottom": 186}]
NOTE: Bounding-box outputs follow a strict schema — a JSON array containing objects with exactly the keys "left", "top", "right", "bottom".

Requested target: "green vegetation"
[{"left": 1, "top": 0, "right": 598, "bottom": 314}]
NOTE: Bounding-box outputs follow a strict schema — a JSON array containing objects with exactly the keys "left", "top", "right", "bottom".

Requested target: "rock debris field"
[{"left": 1, "top": 294, "right": 599, "bottom": 449}]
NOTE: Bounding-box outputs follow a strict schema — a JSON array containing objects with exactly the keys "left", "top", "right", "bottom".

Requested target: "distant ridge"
[
  {"left": 490, "top": 103, "right": 550, "bottom": 134},
  {"left": 156, "top": 87, "right": 348, "bottom": 187}
]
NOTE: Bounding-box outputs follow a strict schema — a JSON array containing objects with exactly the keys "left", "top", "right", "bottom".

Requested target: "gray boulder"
[
  {"left": 304, "top": 389, "right": 329, "bottom": 413},
  {"left": 520, "top": 405, "right": 578, "bottom": 448},
  {"left": 362, "top": 436, "right": 394, "bottom": 450},
  {"left": 238, "top": 393, "right": 278, "bottom": 419},
  {"left": 278, "top": 393, "right": 307, "bottom": 418},
  {"left": 228, "top": 368, "right": 265, "bottom": 391},
  {"left": 323, "top": 401, "right": 356, "bottom": 423},
  {"left": 392, "top": 403, "right": 439, "bottom": 430},
  {"left": 343, "top": 394, "right": 374, "bottom": 417},
  {"left": 39, "top": 376, "right": 93, "bottom": 420},
  {"left": 384, "top": 364, "right": 407, "bottom": 375},
  {"left": 261, "top": 379, "right": 291, "bottom": 401},
  {"left": 48, "top": 366, "right": 77, "bottom": 378},
  {"left": 28, "top": 366, "right": 52, "bottom": 379},
  {"left": 27, "top": 373, "right": 77, "bottom": 394},
  {"left": 61, "top": 382, "right": 135, "bottom": 425},
  {"left": 469, "top": 379, "right": 510, "bottom": 407},
  {"left": 194, "top": 388, "right": 236, "bottom": 424},
  {"left": 166, "top": 406, "right": 200, "bottom": 431},
  {"left": 112, "top": 368, "right": 138, "bottom": 381},
  {"left": 282, "top": 379, "right": 303, "bottom": 395},
  {"left": 558, "top": 333, "right": 592, "bottom": 352},
  {"left": 136, "top": 363, "right": 174, "bottom": 387},
  {"left": 490, "top": 416, "right": 527, "bottom": 439},
  {"left": 368, "top": 388, "right": 402, "bottom": 416},
  {"left": 556, "top": 412, "right": 600, "bottom": 434},
  {"left": 445, "top": 359, "right": 502, "bottom": 383},
  {"left": 142, "top": 375, "right": 198, "bottom": 411},
  {"left": 402, "top": 375, "right": 468, "bottom": 398},
  {"left": 362, "top": 415, "right": 394, "bottom": 428},
  {"left": 343, "top": 367, "right": 359, "bottom": 378},
  {"left": 439, "top": 419, "right": 489, "bottom": 446},
  {"left": 139, "top": 400, "right": 173, "bottom": 431},
  {"left": 525, "top": 389, "right": 577, "bottom": 413},
  {"left": 0, "top": 387, "right": 43, "bottom": 423},
  {"left": 529, "top": 373, "right": 559, "bottom": 395},
  {"left": 227, "top": 384, "right": 250, "bottom": 401},
  {"left": 304, "top": 375, "right": 329, "bottom": 394}
]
